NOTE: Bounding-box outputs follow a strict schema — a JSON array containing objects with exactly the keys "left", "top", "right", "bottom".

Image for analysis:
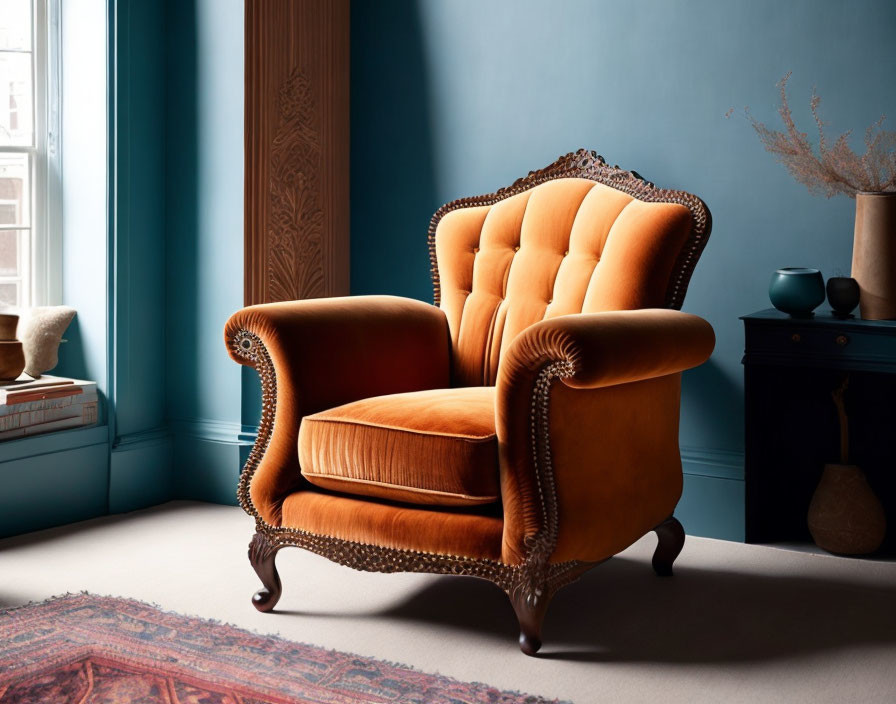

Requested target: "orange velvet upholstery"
[
  {"left": 225, "top": 156, "right": 713, "bottom": 576},
  {"left": 435, "top": 179, "right": 693, "bottom": 386},
  {"left": 224, "top": 295, "right": 451, "bottom": 525},
  {"left": 299, "top": 387, "right": 499, "bottom": 507},
  {"left": 495, "top": 309, "right": 715, "bottom": 565},
  {"left": 281, "top": 491, "right": 504, "bottom": 561}
]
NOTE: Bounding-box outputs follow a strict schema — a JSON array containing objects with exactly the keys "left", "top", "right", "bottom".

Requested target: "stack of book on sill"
[{"left": 0, "top": 376, "right": 98, "bottom": 441}]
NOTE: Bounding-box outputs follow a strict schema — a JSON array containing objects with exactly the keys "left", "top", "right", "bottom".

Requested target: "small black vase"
[{"left": 827, "top": 277, "right": 860, "bottom": 319}]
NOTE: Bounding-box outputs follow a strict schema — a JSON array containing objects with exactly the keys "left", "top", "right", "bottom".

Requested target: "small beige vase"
[
  {"left": 851, "top": 192, "right": 896, "bottom": 320},
  {"left": 807, "top": 464, "right": 886, "bottom": 555}
]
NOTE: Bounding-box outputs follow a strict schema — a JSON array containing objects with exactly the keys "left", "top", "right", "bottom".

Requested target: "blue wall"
[
  {"left": 351, "top": 0, "right": 896, "bottom": 540},
  {"left": 166, "top": 0, "right": 247, "bottom": 504},
  {"left": 107, "top": 0, "right": 172, "bottom": 512}
]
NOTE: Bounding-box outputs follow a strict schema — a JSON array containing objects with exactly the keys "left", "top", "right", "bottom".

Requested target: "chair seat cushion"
[{"left": 298, "top": 387, "right": 499, "bottom": 507}]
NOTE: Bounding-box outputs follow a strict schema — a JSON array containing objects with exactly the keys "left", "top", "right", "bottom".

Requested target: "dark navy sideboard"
[{"left": 741, "top": 309, "right": 896, "bottom": 548}]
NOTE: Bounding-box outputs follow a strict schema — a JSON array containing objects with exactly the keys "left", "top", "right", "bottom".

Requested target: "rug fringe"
[{"left": 1, "top": 592, "right": 569, "bottom": 704}]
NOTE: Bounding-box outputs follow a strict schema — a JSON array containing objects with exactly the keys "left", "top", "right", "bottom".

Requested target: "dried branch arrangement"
[{"left": 738, "top": 73, "right": 896, "bottom": 198}]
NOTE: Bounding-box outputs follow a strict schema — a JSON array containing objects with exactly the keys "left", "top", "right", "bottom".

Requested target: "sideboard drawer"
[{"left": 745, "top": 321, "right": 896, "bottom": 367}]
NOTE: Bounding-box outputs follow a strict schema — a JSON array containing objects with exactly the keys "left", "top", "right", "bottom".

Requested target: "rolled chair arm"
[
  {"left": 224, "top": 295, "right": 451, "bottom": 525},
  {"left": 498, "top": 308, "right": 715, "bottom": 392},
  {"left": 495, "top": 309, "right": 715, "bottom": 566}
]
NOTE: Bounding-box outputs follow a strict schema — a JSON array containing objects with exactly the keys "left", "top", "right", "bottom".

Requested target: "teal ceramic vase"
[{"left": 769, "top": 268, "right": 826, "bottom": 317}]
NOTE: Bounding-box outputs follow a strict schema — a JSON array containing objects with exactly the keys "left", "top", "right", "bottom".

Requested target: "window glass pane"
[
  {"left": 0, "top": 51, "right": 32, "bottom": 146},
  {"left": 0, "top": 281, "right": 17, "bottom": 306},
  {"left": 0, "top": 230, "right": 18, "bottom": 275},
  {"left": 0, "top": 152, "right": 28, "bottom": 225},
  {"left": 0, "top": 0, "right": 32, "bottom": 51}
]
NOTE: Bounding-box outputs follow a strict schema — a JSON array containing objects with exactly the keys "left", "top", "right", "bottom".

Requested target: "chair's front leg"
[
  {"left": 509, "top": 586, "right": 552, "bottom": 656},
  {"left": 249, "top": 531, "right": 283, "bottom": 612}
]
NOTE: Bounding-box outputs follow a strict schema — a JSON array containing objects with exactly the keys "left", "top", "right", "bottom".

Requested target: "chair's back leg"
[{"left": 652, "top": 515, "right": 685, "bottom": 576}]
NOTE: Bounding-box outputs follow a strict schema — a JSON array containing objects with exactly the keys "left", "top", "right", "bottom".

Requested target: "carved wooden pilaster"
[{"left": 244, "top": 0, "right": 350, "bottom": 305}]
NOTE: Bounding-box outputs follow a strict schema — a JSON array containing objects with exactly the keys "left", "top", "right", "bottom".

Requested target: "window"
[{"left": 0, "top": 0, "right": 60, "bottom": 308}]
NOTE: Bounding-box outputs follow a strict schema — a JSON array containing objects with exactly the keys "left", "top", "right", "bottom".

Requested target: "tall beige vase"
[{"left": 852, "top": 192, "right": 896, "bottom": 319}]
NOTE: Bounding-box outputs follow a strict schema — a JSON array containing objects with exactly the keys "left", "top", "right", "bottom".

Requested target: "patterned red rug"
[{"left": 0, "top": 594, "right": 563, "bottom": 703}]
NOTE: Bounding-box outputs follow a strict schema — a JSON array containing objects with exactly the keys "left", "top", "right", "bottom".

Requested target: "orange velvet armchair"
[{"left": 225, "top": 150, "right": 714, "bottom": 655}]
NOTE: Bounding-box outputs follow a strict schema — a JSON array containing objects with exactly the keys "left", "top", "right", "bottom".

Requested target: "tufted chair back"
[{"left": 430, "top": 150, "right": 711, "bottom": 387}]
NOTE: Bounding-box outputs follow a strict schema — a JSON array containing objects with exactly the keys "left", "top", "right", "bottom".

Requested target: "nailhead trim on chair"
[
  {"left": 427, "top": 148, "right": 712, "bottom": 311},
  {"left": 519, "top": 360, "right": 576, "bottom": 601},
  {"left": 230, "top": 330, "right": 593, "bottom": 604},
  {"left": 233, "top": 329, "right": 274, "bottom": 524}
]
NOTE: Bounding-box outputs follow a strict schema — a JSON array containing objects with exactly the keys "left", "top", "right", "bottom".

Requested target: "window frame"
[{"left": 0, "top": 0, "right": 62, "bottom": 308}]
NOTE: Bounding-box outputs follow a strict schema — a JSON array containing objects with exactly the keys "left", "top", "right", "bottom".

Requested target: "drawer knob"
[
  {"left": 791, "top": 333, "right": 801, "bottom": 343},
  {"left": 835, "top": 334, "right": 849, "bottom": 347}
]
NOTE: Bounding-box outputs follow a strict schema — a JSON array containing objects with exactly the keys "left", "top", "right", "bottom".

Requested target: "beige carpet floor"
[{"left": 1, "top": 501, "right": 894, "bottom": 703}]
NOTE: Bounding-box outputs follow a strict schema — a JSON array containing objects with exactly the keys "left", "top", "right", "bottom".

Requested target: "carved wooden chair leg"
[
  {"left": 248, "top": 532, "right": 282, "bottom": 612},
  {"left": 509, "top": 587, "right": 553, "bottom": 656},
  {"left": 652, "top": 515, "right": 685, "bottom": 576}
]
